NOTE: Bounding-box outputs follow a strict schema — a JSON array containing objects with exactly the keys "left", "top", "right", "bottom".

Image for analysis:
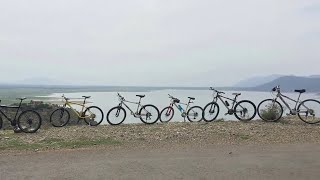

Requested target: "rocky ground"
[{"left": 1, "top": 117, "right": 320, "bottom": 152}]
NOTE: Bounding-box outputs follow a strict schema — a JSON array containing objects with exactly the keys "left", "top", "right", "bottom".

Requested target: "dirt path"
[{"left": 1, "top": 143, "right": 320, "bottom": 180}]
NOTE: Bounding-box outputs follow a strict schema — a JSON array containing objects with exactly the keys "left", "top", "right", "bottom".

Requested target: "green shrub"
[{"left": 260, "top": 103, "right": 282, "bottom": 121}]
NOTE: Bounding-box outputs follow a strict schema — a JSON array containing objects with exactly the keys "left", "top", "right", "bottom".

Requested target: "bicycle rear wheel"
[
  {"left": 234, "top": 100, "right": 257, "bottom": 122},
  {"left": 84, "top": 106, "right": 104, "bottom": 126},
  {"left": 187, "top": 106, "right": 203, "bottom": 122},
  {"left": 17, "top": 110, "right": 42, "bottom": 133},
  {"left": 139, "top": 104, "right": 160, "bottom": 124},
  {"left": 50, "top": 108, "right": 70, "bottom": 127},
  {"left": 107, "top": 106, "right": 126, "bottom": 125},
  {"left": 257, "top": 99, "right": 283, "bottom": 122},
  {"left": 298, "top": 99, "right": 320, "bottom": 124},
  {"left": 160, "top": 107, "right": 174, "bottom": 123}
]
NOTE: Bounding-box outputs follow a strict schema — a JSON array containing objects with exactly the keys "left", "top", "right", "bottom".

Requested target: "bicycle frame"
[
  {"left": 213, "top": 93, "right": 238, "bottom": 111},
  {"left": 273, "top": 92, "right": 302, "bottom": 114},
  {"left": 0, "top": 100, "right": 24, "bottom": 124},
  {"left": 62, "top": 99, "right": 92, "bottom": 119},
  {"left": 118, "top": 97, "right": 143, "bottom": 117},
  {"left": 168, "top": 100, "right": 192, "bottom": 114}
]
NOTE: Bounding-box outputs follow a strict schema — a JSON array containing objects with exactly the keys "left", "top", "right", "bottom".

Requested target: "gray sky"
[{"left": 0, "top": 0, "right": 319, "bottom": 86}]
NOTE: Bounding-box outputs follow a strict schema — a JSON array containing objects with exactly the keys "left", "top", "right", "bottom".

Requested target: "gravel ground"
[{"left": 1, "top": 117, "right": 320, "bottom": 152}]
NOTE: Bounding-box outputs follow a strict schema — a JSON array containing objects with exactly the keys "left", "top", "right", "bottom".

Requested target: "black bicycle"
[
  {"left": 203, "top": 87, "right": 257, "bottom": 122},
  {"left": 106, "top": 93, "right": 160, "bottom": 125},
  {"left": 257, "top": 85, "right": 320, "bottom": 124},
  {"left": 0, "top": 98, "right": 42, "bottom": 133}
]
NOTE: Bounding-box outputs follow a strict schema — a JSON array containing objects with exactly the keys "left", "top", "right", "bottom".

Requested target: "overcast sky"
[{"left": 0, "top": 0, "right": 319, "bottom": 86}]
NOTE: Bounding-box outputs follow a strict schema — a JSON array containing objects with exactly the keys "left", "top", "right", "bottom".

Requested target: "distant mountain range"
[
  {"left": 1, "top": 75, "right": 320, "bottom": 93},
  {"left": 235, "top": 75, "right": 320, "bottom": 92},
  {"left": 234, "top": 74, "right": 283, "bottom": 87}
]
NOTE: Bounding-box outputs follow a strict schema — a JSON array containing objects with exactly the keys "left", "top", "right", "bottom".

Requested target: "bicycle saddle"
[
  {"left": 188, "top": 97, "right": 195, "bottom": 100},
  {"left": 136, "top": 95, "right": 145, "bottom": 98},
  {"left": 294, "top": 89, "right": 306, "bottom": 93},
  {"left": 82, "top": 96, "right": 91, "bottom": 99},
  {"left": 232, "top": 93, "right": 241, "bottom": 96},
  {"left": 16, "top": 97, "right": 27, "bottom": 101}
]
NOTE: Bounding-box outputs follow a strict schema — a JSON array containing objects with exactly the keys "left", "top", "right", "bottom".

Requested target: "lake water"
[{"left": 45, "top": 89, "right": 320, "bottom": 124}]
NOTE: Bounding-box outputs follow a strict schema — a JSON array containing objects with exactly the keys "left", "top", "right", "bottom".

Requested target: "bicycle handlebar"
[
  {"left": 117, "top": 93, "right": 125, "bottom": 101},
  {"left": 272, "top": 85, "right": 280, "bottom": 92},
  {"left": 210, "top": 87, "right": 225, "bottom": 94},
  {"left": 168, "top": 94, "right": 175, "bottom": 99}
]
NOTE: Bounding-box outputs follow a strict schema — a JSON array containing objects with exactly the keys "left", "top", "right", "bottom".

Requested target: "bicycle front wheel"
[
  {"left": 202, "top": 102, "right": 220, "bottom": 122},
  {"left": 160, "top": 107, "right": 175, "bottom": 123},
  {"left": 257, "top": 99, "right": 283, "bottom": 122},
  {"left": 234, "top": 100, "right": 257, "bottom": 122},
  {"left": 139, "top": 104, "right": 160, "bottom": 124},
  {"left": 187, "top": 106, "right": 203, "bottom": 122},
  {"left": 84, "top": 106, "right": 104, "bottom": 126},
  {"left": 17, "top": 110, "right": 42, "bottom": 133},
  {"left": 50, "top": 108, "right": 70, "bottom": 127},
  {"left": 298, "top": 99, "right": 320, "bottom": 124},
  {"left": 106, "top": 106, "right": 126, "bottom": 125}
]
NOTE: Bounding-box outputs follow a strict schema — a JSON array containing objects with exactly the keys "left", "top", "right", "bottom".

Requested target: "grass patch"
[
  {"left": 234, "top": 133, "right": 251, "bottom": 140},
  {"left": 0, "top": 137, "right": 121, "bottom": 151}
]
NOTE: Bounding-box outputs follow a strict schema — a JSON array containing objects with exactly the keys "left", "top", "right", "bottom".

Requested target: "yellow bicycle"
[{"left": 50, "top": 95, "right": 104, "bottom": 127}]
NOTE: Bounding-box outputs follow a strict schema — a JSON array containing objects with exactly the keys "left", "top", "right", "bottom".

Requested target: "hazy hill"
[
  {"left": 234, "top": 74, "right": 283, "bottom": 87},
  {"left": 252, "top": 76, "right": 320, "bottom": 92}
]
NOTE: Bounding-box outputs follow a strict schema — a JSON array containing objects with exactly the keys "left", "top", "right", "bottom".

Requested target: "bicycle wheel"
[
  {"left": 202, "top": 102, "right": 220, "bottom": 122},
  {"left": 234, "top": 100, "right": 257, "bottom": 122},
  {"left": 257, "top": 99, "right": 283, "bottom": 122},
  {"left": 139, "top": 104, "right": 160, "bottom": 124},
  {"left": 160, "top": 107, "right": 175, "bottom": 123},
  {"left": 50, "top": 108, "right": 70, "bottom": 127},
  {"left": 83, "top": 106, "right": 104, "bottom": 126},
  {"left": 298, "top": 99, "right": 320, "bottom": 124},
  {"left": 17, "top": 110, "right": 42, "bottom": 133},
  {"left": 187, "top": 106, "right": 203, "bottom": 122},
  {"left": 107, "top": 106, "right": 126, "bottom": 125}
]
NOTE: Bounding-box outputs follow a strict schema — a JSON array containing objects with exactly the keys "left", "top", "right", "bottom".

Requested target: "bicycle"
[
  {"left": 160, "top": 94, "right": 203, "bottom": 123},
  {"left": 257, "top": 85, "right": 320, "bottom": 124},
  {"left": 0, "top": 98, "right": 42, "bottom": 133},
  {"left": 106, "top": 93, "right": 160, "bottom": 125},
  {"left": 50, "top": 95, "right": 104, "bottom": 127},
  {"left": 203, "top": 87, "right": 257, "bottom": 122}
]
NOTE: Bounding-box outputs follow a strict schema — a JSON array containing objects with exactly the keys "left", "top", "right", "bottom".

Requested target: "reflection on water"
[{"left": 47, "top": 90, "right": 320, "bottom": 124}]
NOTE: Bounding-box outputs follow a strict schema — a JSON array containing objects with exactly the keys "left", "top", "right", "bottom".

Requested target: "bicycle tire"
[
  {"left": 234, "top": 100, "right": 257, "bottom": 122},
  {"left": 297, "top": 99, "right": 320, "bottom": 124},
  {"left": 187, "top": 106, "right": 203, "bottom": 122},
  {"left": 160, "top": 106, "right": 175, "bottom": 123},
  {"left": 202, "top": 102, "right": 220, "bottom": 122},
  {"left": 106, "top": 106, "right": 126, "bottom": 125},
  {"left": 139, "top": 104, "right": 160, "bottom": 124},
  {"left": 257, "top": 99, "right": 283, "bottom": 122},
  {"left": 50, "top": 108, "right": 70, "bottom": 127},
  {"left": 17, "top": 110, "right": 42, "bottom": 133},
  {"left": 84, "top": 106, "right": 104, "bottom": 126}
]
